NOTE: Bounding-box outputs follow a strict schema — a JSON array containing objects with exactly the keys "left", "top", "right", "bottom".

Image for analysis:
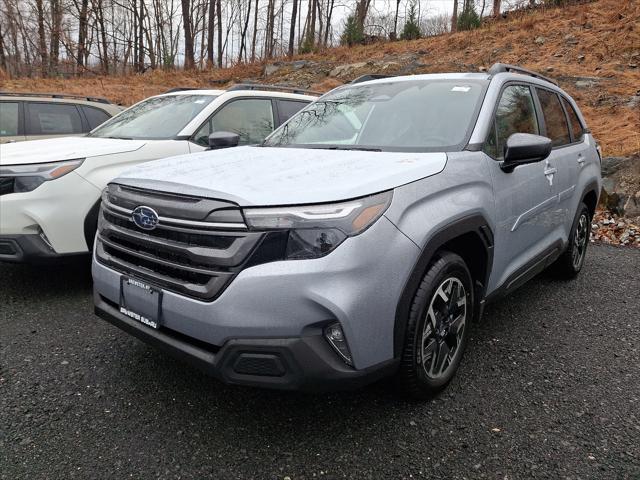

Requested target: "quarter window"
[
  {"left": 26, "top": 103, "right": 83, "bottom": 135},
  {"left": 485, "top": 85, "right": 539, "bottom": 159},
  {"left": 82, "top": 106, "right": 111, "bottom": 129},
  {"left": 0, "top": 102, "right": 20, "bottom": 136},
  {"left": 194, "top": 99, "right": 274, "bottom": 147},
  {"left": 561, "top": 97, "right": 584, "bottom": 143},
  {"left": 536, "top": 88, "right": 571, "bottom": 147},
  {"left": 276, "top": 100, "right": 309, "bottom": 124}
]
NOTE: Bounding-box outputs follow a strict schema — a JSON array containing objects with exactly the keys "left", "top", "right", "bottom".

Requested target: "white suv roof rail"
[
  {"left": 0, "top": 91, "right": 112, "bottom": 104},
  {"left": 226, "top": 83, "right": 321, "bottom": 96}
]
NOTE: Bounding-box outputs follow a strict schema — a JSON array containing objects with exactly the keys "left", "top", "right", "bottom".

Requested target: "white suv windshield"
[
  {"left": 90, "top": 94, "right": 216, "bottom": 140},
  {"left": 264, "top": 79, "right": 487, "bottom": 152}
]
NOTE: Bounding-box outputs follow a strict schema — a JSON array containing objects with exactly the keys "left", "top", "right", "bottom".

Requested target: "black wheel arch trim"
[
  {"left": 580, "top": 180, "right": 600, "bottom": 216},
  {"left": 84, "top": 199, "right": 102, "bottom": 251},
  {"left": 393, "top": 214, "right": 494, "bottom": 358}
]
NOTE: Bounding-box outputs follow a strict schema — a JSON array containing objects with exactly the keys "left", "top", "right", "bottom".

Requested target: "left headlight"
[
  {"left": 243, "top": 190, "right": 393, "bottom": 259},
  {"left": 0, "top": 159, "right": 85, "bottom": 194}
]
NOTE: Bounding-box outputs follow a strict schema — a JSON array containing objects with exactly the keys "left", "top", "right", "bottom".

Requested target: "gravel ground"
[{"left": 1, "top": 244, "right": 639, "bottom": 480}]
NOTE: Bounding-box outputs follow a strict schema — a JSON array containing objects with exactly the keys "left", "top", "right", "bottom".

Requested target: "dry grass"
[{"left": 1, "top": 0, "right": 638, "bottom": 156}]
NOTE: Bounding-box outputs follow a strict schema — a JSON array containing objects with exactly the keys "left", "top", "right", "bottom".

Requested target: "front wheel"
[{"left": 396, "top": 251, "right": 474, "bottom": 400}]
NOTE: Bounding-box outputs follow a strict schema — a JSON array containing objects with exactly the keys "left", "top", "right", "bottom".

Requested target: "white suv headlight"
[
  {"left": 0, "top": 159, "right": 84, "bottom": 194},
  {"left": 243, "top": 191, "right": 392, "bottom": 259}
]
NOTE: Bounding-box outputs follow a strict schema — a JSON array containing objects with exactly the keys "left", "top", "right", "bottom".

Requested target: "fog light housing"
[{"left": 324, "top": 323, "right": 353, "bottom": 366}]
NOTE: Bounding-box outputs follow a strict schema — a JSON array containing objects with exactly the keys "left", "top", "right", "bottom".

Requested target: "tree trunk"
[
  {"left": 238, "top": 0, "right": 252, "bottom": 62},
  {"left": 138, "top": 0, "right": 145, "bottom": 70},
  {"left": 288, "top": 0, "right": 298, "bottom": 56},
  {"left": 392, "top": 0, "right": 400, "bottom": 40},
  {"left": 35, "top": 0, "right": 48, "bottom": 76},
  {"left": 451, "top": 0, "right": 459, "bottom": 32},
  {"left": 142, "top": 1, "right": 156, "bottom": 68},
  {"left": 181, "top": 0, "right": 195, "bottom": 69},
  {"left": 250, "top": 0, "right": 259, "bottom": 61},
  {"left": 50, "top": 0, "right": 62, "bottom": 74},
  {"left": 265, "top": 0, "right": 275, "bottom": 58},
  {"left": 133, "top": 0, "right": 138, "bottom": 70},
  {"left": 207, "top": 0, "right": 215, "bottom": 67},
  {"left": 355, "top": 0, "right": 371, "bottom": 34},
  {"left": 216, "top": 0, "right": 222, "bottom": 66},
  {"left": 492, "top": 0, "right": 501, "bottom": 17},
  {"left": 0, "top": 22, "right": 7, "bottom": 71},
  {"left": 323, "top": 0, "right": 334, "bottom": 46},
  {"left": 96, "top": 0, "right": 110, "bottom": 73},
  {"left": 77, "top": 0, "right": 89, "bottom": 68}
]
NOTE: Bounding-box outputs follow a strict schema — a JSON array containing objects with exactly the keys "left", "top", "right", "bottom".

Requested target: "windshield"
[
  {"left": 90, "top": 94, "right": 216, "bottom": 140},
  {"left": 264, "top": 79, "right": 487, "bottom": 152}
]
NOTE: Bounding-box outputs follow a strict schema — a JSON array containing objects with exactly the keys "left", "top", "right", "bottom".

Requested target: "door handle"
[{"left": 544, "top": 164, "right": 557, "bottom": 186}]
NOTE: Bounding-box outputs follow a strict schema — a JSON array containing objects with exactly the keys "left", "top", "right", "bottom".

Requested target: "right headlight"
[
  {"left": 243, "top": 191, "right": 393, "bottom": 259},
  {"left": 0, "top": 159, "right": 84, "bottom": 195}
]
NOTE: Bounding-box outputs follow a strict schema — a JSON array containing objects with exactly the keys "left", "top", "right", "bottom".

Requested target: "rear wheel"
[
  {"left": 397, "top": 251, "right": 473, "bottom": 400},
  {"left": 552, "top": 203, "right": 591, "bottom": 279}
]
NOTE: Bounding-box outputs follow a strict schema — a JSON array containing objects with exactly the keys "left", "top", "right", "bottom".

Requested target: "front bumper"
[
  {"left": 95, "top": 294, "right": 398, "bottom": 392},
  {"left": 93, "top": 214, "right": 421, "bottom": 389},
  {"left": 0, "top": 171, "right": 101, "bottom": 257},
  {"left": 0, "top": 234, "right": 84, "bottom": 264}
]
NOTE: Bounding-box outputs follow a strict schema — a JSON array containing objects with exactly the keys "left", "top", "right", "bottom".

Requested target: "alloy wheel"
[
  {"left": 420, "top": 277, "right": 467, "bottom": 379},
  {"left": 572, "top": 213, "right": 589, "bottom": 270}
]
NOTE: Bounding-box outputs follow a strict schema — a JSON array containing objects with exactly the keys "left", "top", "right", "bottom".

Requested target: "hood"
[
  {"left": 0, "top": 136, "right": 146, "bottom": 166},
  {"left": 115, "top": 146, "right": 447, "bottom": 206}
]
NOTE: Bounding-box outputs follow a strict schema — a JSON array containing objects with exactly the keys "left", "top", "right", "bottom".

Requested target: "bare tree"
[
  {"left": 493, "top": 0, "right": 502, "bottom": 16},
  {"left": 206, "top": 0, "right": 215, "bottom": 66},
  {"left": 238, "top": 0, "right": 252, "bottom": 61},
  {"left": 180, "top": 0, "right": 195, "bottom": 68},
  {"left": 288, "top": 0, "right": 298, "bottom": 56},
  {"left": 451, "top": 0, "right": 459, "bottom": 32}
]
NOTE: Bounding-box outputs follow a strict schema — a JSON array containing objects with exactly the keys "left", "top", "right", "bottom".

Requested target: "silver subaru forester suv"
[{"left": 92, "top": 64, "right": 601, "bottom": 398}]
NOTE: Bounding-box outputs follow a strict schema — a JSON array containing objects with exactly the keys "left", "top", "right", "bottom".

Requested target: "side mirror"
[
  {"left": 501, "top": 133, "right": 552, "bottom": 172},
  {"left": 208, "top": 131, "right": 240, "bottom": 150}
]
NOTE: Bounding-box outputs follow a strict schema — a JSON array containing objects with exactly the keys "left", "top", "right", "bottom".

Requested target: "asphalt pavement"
[{"left": 1, "top": 244, "right": 639, "bottom": 479}]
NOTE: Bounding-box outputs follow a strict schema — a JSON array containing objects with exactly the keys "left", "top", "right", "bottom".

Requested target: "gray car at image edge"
[{"left": 91, "top": 63, "right": 602, "bottom": 398}]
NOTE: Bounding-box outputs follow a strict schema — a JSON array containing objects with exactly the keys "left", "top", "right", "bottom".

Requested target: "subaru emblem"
[{"left": 132, "top": 206, "right": 159, "bottom": 231}]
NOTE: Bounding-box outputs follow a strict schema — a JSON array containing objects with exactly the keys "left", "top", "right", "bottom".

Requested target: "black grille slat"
[
  {"left": 102, "top": 211, "right": 239, "bottom": 248},
  {"left": 96, "top": 186, "right": 263, "bottom": 301}
]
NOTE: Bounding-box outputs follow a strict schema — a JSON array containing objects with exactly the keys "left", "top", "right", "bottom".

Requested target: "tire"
[
  {"left": 551, "top": 203, "right": 591, "bottom": 279},
  {"left": 396, "top": 251, "right": 474, "bottom": 400}
]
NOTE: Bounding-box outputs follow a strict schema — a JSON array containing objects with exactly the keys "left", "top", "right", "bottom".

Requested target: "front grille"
[{"left": 95, "top": 184, "right": 264, "bottom": 300}]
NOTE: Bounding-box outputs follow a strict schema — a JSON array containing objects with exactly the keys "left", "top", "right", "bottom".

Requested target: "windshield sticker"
[
  {"left": 451, "top": 86, "right": 472, "bottom": 92},
  {"left": 194, "top": 100, "right": 206, "bottom": 104}
]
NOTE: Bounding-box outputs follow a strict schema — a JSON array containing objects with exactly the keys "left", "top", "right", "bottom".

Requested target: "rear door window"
[
  {"left": 561, "top": 97, "right": 584, "bottom": 143},
  {"left": 0, "top": 102, "right": 20, "bottom": 136},
  {"left": 536, "top": 88, "right": 571, "bottom": 147},
  {"left": 26, "top": 102, "right": 84, "bottom": 135},
  {"left": 82, "top": 106, "right": 111, "bottom": 129},
  {"left": 193, "top": 98, "right": 274, "bottom": 146},
  {"left": 276, "top": 100, "right": 309, "bottom": 125},
  {"left": 485, "top": 85, "right": 539, "bottom": 159}
]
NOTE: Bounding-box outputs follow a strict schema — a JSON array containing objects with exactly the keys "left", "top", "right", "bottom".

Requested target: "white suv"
[{"left": 0, "top": 86, "right": 316, "bottom": 263}]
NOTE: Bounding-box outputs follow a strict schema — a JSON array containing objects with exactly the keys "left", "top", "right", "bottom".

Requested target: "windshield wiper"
[
  {"left": 106, "top": 136, "right": 134, "bottom": 140},
  {"left": 295, "top": 145, "right": 382, "bottom": 152},
  {"left": 322, "top": 146, "right": 382, "bottom": 152}
]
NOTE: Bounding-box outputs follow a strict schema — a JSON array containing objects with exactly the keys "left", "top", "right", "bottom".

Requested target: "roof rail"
[
  {"left": 226, "top": 83, "right": 321, "bottom": 96},
  {"left": 487, "top": 63, "right": 558, "bottom": 86},
  {"left": 0, "top": 91, "right": 112, "bottom": 104},
  {"left": 163, "top": 87, "right": 204, "bottom": 94},
  {"left": 350, "top": 74, "right": 394, "bottom": 84}
]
